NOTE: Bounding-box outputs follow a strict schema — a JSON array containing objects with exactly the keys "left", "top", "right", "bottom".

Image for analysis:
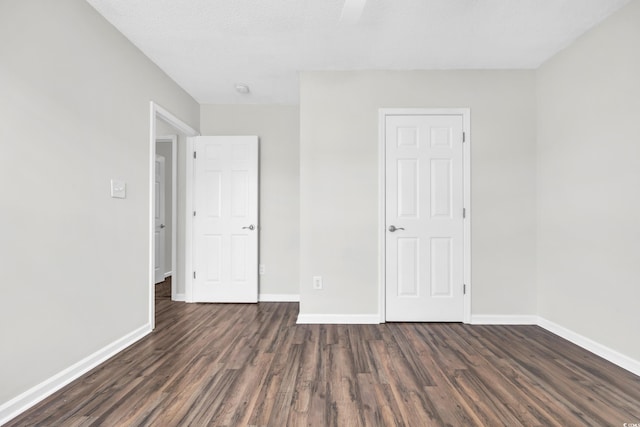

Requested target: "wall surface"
[
  {"left": 299, "top": 70, "right": 537, "bottom": 317},
  {"left": 537, "top": 0, "right": 640, "bottom": 361},
  {"left": 200, "top": 105, "right": 300, "bottom": 297},
  {"left": 0, "top": 0, "right": 199, "bottom": 407}
]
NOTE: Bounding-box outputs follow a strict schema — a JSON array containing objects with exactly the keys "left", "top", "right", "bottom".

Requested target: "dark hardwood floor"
[{"left": 7, "top": 277, "right": 640, "bottom": 426}]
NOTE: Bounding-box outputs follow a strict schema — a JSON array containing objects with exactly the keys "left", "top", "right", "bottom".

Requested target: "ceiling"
[{"left": 86, "top": 0, "right": 630, "bottom": 105}]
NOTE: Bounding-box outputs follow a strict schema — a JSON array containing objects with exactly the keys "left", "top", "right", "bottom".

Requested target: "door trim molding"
[
  {"left": 378, "top": 108, "right": 471, "bottom": 323},
  {"left": 149, "top": 102, "right": 199, "bottom": 328},
  {"left": 297, "top": 313, "right": 381, "bottom": 324},
  {"left": 259, "top": 293, "right": 301, "bottom": 302},
  {"left": 185, "top": 136, "right": 195, "bottom": 302}
]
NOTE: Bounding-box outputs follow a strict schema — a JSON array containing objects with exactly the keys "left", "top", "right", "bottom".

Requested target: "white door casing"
[
  {"left": 149, "top": 102, "right": 199, "bottom": 330},
  {"left": 191, "top": 136, "right": 259, "bottom": 303},
  {"left": 381, "top": 109, "right": 470, "bottom": 322},
  {"left": 154, "top": 154, "right": 166, "bottom": 284}
]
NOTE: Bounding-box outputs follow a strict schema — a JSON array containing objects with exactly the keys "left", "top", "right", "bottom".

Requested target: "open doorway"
[
  {"left": 155, "top": 136, "right": 176, "bottom": 294},
  {"left": 149, "top": 102, "right": 199, "bottom": 329}
]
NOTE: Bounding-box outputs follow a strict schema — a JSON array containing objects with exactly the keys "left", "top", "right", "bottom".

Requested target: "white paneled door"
[
  {"left": 385, "top": 114, "right": 465, "bottom": 321},
  {"left": 154, "top": 154, "right": 166, "bottom": 284},
  {"left": 192, "top": 136, "right": 259, "bottom": 303}
]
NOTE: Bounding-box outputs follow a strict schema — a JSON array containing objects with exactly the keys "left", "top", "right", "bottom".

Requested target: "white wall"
[
  {"left": 0, "top": 0, "right": 199, "bottom": 407},
  {"left": 200, "top": 105, "right": 300, "bottom": 297},
  {"left": 537, "top": 0, "right": 640, "bottom": 361},
  {"left": 299, "top": 71, "right": 537, "bottom": 317}
]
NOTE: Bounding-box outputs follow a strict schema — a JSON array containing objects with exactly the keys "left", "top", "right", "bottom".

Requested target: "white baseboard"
[
  {"left": 0, "top": 324, "right": 152, "bottom": 426},
  {"left": 172, "top": 293, "right": 185, "bottom": 302},
  {"left": 471, "top": 314, "right": 538, "bottom": 325},
  {"left": 297, "top": 313, "right": 381, "bottom": 324},
  {"left": 259, "top": 293, "right": 300, "bottom": 302},
  {"left": 537, "top": 317, "right": 640, "bottom": 377},
  {"left": 164, "top": 271, "right": 172, "bottom": 278}
]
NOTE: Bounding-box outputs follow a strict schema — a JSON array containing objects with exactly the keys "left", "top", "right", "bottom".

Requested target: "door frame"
[
  {"left": 156, "top": 135, "right": 178, "bottom": 298},
  {"left": 149, "top": 102, "right": 199, "bottom": 329},
  {"left": 378, "top": 108, "right": 471, "bottom": 324}
]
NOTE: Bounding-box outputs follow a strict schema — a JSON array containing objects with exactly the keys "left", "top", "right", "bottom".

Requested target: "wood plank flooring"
[{"left": 7, "top": 278, "right": 640, "bottom": 426}]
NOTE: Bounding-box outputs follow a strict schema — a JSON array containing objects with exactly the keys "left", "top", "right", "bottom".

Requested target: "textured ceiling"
[{"left": 86, "top": 0, "right": 630, "bottom": 105}]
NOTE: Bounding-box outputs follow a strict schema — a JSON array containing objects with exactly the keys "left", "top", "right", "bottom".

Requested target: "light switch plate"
[{"left": 110, "top": 179, "right": 126, "bottom": 199}]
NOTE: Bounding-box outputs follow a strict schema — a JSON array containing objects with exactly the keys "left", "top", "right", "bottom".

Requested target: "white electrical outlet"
[
  {"left": 259, "top": 264, "right": 266, "bottom": 275},
  {"left": 312, "top": 276, "right": 323, "bottom": 290}
]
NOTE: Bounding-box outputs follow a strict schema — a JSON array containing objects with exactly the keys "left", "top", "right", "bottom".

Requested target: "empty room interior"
[{"left": 1, "top": 0, "right": 639, "bottom": 425}]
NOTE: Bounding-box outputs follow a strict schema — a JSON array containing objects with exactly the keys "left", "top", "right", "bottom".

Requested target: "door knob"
[
  {"left": 160, "top": 224, "right": 166, "bottom": 229},
  {"left": 242, "top": 224, "right": 255, "bottom": 231},
  {"left": 388, "top": 225, "right": 405, "bottom": 232}
]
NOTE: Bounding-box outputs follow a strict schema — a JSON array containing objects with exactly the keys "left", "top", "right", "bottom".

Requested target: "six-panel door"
[
  {"left": 193, "top": 136, "right": 259, "bottom": 303},
  {"left": 385, "top": 115, "right": 464, "bottom": 321}
]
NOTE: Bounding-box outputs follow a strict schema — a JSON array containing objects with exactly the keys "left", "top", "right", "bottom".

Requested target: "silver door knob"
[
  {"left": 160, "top": 224, "right": 166, "bottom": 229},
  {"left": 242, "top": 224, "right": 255, "bottom": 231},
  {"left": 388, "top": 225, "right": 405, "bottom": 232}
]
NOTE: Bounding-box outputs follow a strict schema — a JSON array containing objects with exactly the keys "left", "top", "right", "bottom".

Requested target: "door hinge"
[
  {"left": 193, "top": 211, "right": 196, "bottom": 217},
  {"left": 193, "top": 151, "right": 197, "bottom": 159},
  {"left": 463, "top": 208, "right": 466, "bottom": 219},
  {"left": 193, "top": 271, "right": 196, "bottom": 279},
  {"left": 463, "top": 132, "right": 466, "bottom": 143},
  {"left": 463, "top": 284, "right": 467, "bottom": 294}
]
